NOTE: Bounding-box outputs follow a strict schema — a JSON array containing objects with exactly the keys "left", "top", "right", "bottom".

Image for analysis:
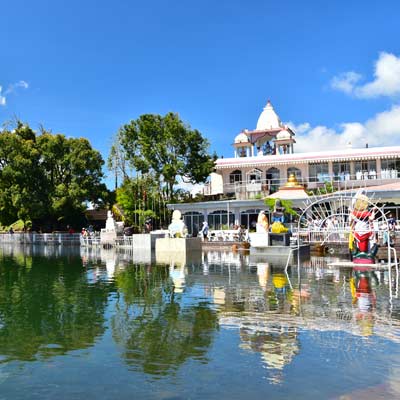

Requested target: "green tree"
[
  {"left": 118, "top": 113, "right": 215, "bottom": 200},
  {"left": 37, "top": 132, "right": 108, "bottom": 227},
  {"left": 0, "top": 123, "right": 48, "bottom": 226},
  {"left": 116, "top": 175, "right": 168, "bottom": 230},
  {"left": 0, "top": 121, "right": 108, "bottom": 229},
  {"left": 264, "top": 198, "right": 298, "bottom": 217}
]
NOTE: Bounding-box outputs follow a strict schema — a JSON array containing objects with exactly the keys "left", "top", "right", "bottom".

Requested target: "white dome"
[
  {"left": 256, "top": 100, "right": 281, "bottom": 130},
  {"left": 234, "top": 132, "right": 250, "bottom": 144},
  {"left": 276, "top": 129, "right": 291, "bottom": 140}
]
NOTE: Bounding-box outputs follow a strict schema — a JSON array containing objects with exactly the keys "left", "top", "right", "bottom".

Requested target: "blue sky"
[{"left": 1, "top": 0, "right": 400, "bottom": 187}]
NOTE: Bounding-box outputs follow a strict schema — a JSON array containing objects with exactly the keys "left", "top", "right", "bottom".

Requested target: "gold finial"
[{"left": 283, "top": 173, "right": 303, "bottom": 189}]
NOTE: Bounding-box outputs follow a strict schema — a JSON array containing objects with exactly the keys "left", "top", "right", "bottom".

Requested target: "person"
[
  {"left": 8, "top": 227, "right": 14, "bottom": 234},
  {"left": 144, "top": 218, "right": 152, "bottom": 233},
  {"left": 388, "top": 213, "right": 396, "bottom": 245},
  {"left": 200, "top": 221, "right": 209, "bottom": 241}
]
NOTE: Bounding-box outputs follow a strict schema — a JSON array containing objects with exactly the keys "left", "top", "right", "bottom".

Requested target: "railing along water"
[{"left": 0, "top": 232, "right": 81, "bottom": 245}]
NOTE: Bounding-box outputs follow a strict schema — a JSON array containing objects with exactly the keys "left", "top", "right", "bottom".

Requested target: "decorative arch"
[{"left": 246, "top": 168, "right": 262, "bottom": 183}]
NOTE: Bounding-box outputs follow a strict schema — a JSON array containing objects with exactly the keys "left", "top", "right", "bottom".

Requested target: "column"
[
  {"left": 376, "top": 158, "right": 382, "bottom": 179},
  {"left": 234, "top": 208, "right": 240, "bottom": 226}
]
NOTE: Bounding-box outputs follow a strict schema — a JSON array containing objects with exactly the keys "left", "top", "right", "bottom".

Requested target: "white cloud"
[
  {"left": 4, "top": 80, "right": 29, "bottom": 95},
  {"left": 286, "top": 121, "right": 310, "bottom": 134},
  {"left": 0, "top": 86, "right": 5, "bottom": 106},
  {"left": 0, "top": 80, "right": 29, "bottom": 106},
  {"left": 294, "top": 104, "right": 400, "bottom": 152},
  {"left": 331, "top": 52, "right": 400, "bottom": 98},
  {"left": 175, "top": 176, "right": 204, "bottom": 196},
  {"left": 331, "top": 71, "right": 362, "bottom": 94}
]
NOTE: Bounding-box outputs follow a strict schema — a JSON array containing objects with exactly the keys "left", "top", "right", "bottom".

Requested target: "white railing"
[
  {"left": 294, "top": 229, "right": 400, "bottom": 245},
  {"left": 0, "top": 232, "right": 81, "bottom": 245},
  {"left": 204, "top": 173, "right": 400, "bottom": 198}
]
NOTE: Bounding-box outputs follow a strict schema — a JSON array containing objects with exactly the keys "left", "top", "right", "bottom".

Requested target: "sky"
[{"left": 1, "top": 0, "right": 400, "bottom": 188}]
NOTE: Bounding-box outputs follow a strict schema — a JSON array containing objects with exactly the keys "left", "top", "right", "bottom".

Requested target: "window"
[
  {"left": 354, "top": 160, "right": 377, "bottom": 180},
  {"left": 333, "top": 162, "right": 351, "bottom": 181},
  {"left": 183, "top": 212, "right": 204, "bottom": 236},
  {"left": 229, "top": 170, "right": 242, "bottom": 184},
  {"left": 381, "top": 158, "right": 400, "bottom": 179},
  {"left": 266, "top": 167, "right": 280, "bottom": 193},
  {"left": 309, "top": 163, "right": 330, "bottom": 183},
  {"left": 207, "top": 210, "right": 235, "bottom": 230},
  {"left": 240, "top": 209, "right": 263, "bottom": 230},
  {"left": 287, "top": 167, "right": 302, "bottom": 179}
]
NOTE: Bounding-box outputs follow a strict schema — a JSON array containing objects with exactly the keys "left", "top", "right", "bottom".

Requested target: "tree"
[
  {"left": 264, "top": 198, "right": 298, "bottom": 217},
  {"left": 0, "top": 121, "right": 108, "bottom": 229},
  {"left": 118, "top": 113, "right": 215, "bottom": 200},
  {"left": 116, "top": 175, "right": 168, "bottom": 231},
  {"left": 37, "top": 132, "right": 108, "bottom": 227},
  {"left": 0, "top": 123, "right": 48, "bottom": 227}
]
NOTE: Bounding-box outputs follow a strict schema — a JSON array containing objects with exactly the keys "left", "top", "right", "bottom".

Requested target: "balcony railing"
[{"left": 203, "top": 171, "right": 400, "bottom": 199}]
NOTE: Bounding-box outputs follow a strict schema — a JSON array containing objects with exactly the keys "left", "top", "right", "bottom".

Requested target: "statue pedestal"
[
  {"left": 269, "top": 233, "right": 291, "bottom": 246},
  {"left": 131, "top": 232, "right": 167, "bottom": 251},
  {"left": 155, "top": 237, "right": 202, "bottom": 256},
  {"left": 249, "top": 232, "right": 269, "bottom": 248}
]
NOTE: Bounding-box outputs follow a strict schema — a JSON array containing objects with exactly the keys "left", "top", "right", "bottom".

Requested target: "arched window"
[
  {"left": 287, "top": 167, "right": 302, "bottom": 179},
  {"left": 240, "top": 209, "right": 263, "bottom": 230},
  {"left": 229, "top": 170, "right": 242, "bottom": 184},
  {"left": 266, "top": 167, "right": 280, "bottom": 193},
  {"left": 183, "top": 211, "right": 204, "bottom": 236},
  {"left": 207, "top": 210, "right": 235, "bottom": 230},
  {"left": 247, "top": 168, "right": 262, "bottom": 183}
]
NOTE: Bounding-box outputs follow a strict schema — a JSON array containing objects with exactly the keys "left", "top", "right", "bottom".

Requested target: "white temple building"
[{"left": 169, "top": 100, "right": 400, "bottom": 234}]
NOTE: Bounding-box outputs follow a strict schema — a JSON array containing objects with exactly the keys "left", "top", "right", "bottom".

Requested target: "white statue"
[{"left": 168, "top": 210, "right": 188, "bottom": 238}]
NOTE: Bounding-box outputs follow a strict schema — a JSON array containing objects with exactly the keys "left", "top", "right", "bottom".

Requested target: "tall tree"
[
  {"left": 0, "top": 121, "right": 108, "bottom": 229},
  {"left": 0, "top": 123, "right": 48, "bottom": 226},
  {"left": 118, "top": 113, "right": 215, "bottom": 200}
]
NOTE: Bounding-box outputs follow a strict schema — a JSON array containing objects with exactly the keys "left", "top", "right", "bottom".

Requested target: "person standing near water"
[{"left": 200, "top": 221, "right": 209, "bottom": 241}]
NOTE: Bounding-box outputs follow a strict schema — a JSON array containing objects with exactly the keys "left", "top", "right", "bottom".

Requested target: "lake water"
[{"left": 1, "top": 244, "right": 400, "bottom": 399}]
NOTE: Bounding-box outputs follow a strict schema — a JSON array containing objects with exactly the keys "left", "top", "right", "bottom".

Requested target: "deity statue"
[
  {"left": 349, "top": 190, "right": 378, "bottom": 264},
  {"left": 168, "top": 210, "right": 188, "bottom": 238},
  {"left": 271, "top": 199, "right": 288, "bottom": 234},
  {"left": 256, "top": 210, "right": 269, "bottom": 233}
]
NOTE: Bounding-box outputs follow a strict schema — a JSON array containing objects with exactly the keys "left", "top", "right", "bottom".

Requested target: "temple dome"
[
  {"left": 256, "top": 100, "right": 282, "bottom": 130},
  {"left": 234, "top": 132, "right": 250, "bottom": 144},
  {"left": 276, "top": 129, "right": 291, "bottom": 140}
]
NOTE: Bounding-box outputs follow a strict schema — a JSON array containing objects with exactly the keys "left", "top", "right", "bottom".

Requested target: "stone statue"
[{"left": 168, "top": 210, "right": 188, "bottom": 238}]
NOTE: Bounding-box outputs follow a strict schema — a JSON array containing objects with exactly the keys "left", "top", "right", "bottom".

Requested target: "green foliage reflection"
[
  {"left": 0, "top": 253, "right": 110, "bottom": 361},
  {"left": 113, "top": 264, "right": 218, "bottom": 375}
]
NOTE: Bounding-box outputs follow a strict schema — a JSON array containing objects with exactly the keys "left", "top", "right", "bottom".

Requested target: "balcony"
[{"left": 202, "top": 171, "right": 400, "bottom": 201}]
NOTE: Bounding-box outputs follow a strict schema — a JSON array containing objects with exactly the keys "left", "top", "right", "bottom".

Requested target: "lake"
[{"left": 0, "top": 244, "right": 400, "bottom": 399}]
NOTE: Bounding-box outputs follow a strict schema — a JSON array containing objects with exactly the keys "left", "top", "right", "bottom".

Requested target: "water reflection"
[
  {"left": 0, "top": 244, "right": 110, "bottom": 362},
  {"left": 111, "top": 262, "right": 217, "bottom": 376}
]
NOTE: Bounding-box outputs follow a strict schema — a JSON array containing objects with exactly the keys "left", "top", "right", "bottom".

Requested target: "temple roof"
[
  {"left": 234, "top": 132, "right": 250, "bottom": 144},
  {"left": 256, "top": 100, "right": 282, "bottom": 130}
]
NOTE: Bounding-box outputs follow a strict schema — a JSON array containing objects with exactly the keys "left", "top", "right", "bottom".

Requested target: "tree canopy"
[
  {"left": 0, "top": 121, "right": 108, "bottom": 229},
  {"left": 116, "top": 112, "right": 215, "bottom": 200}
]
